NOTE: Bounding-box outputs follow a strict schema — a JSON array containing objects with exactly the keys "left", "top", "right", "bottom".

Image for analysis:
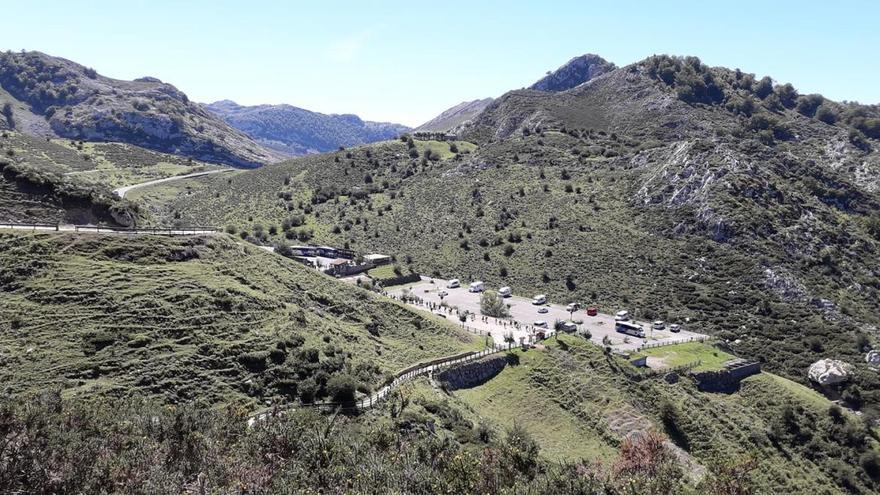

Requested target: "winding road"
[{"left": 113, "top": 169, "right": 233, "bottom": 199}]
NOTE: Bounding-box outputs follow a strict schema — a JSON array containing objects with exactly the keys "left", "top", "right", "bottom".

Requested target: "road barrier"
[
  {"left": 639, "top": 336, "right": 710, "bottom": 350},
  {"left": 0, "top": 222, "right": 219, "bottom": 235}
]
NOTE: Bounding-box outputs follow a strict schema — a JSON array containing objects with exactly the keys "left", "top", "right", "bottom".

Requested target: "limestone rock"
[{"left": 808, "top": 359, "right": 852, "bottom": 385}]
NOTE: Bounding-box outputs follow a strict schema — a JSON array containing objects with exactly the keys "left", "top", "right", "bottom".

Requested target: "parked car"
[
  {"left": 561, "top": 322, "right": 578, "bottom": 333},
  {"left": 532, "top": 294, "right": 547, "bottom": 305},
  {"left": 615, "top": 310, "right": 630, "bottom": 321},
  {"left": 566, "top": 302, "right": 579, "bottom": 313},
  {"left": 537, "top": 307, "right": 549, "bottom": 314},
  {"left": 447, "top": 279, "right": 460, "bottom": 289},
  {"left": 438, "top": 290, "right": 448, "bottom": 297},
  {"left": 469, "top": 281, "right": 485, "bottom": 293},
  {"left": 533, "top": 320, "right": 549, "bottom": 329},
  {"left": 652, "top": 320, "right": 665, "bottom": 330},
  {"left": 669, "top": 324, "right": 681, "bottom": 333},
  {"left": 498, "top": 286, "right": 512, "bottom": 297},
  {"left": 586, "top": 307, "right": 598, "bottom": 317}
]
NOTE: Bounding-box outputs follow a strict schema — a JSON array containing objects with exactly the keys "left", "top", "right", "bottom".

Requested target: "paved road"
[
  {"left": 113, "top": 169, "right": 232, "bottom": 198},
  {"left": 0, "top": 223, "right": 217, "bottom": 236},
  {"left": 392, "top": 278, "right": 708, "bottom": 352}
]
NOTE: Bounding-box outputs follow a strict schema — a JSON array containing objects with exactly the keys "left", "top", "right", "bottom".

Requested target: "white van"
[
  {"left": 533, "top": 320, "right": 548, "bottom": 329},
  {"left": 498, "top": 286, "right": 512, "bottom": 298},
  {"left": 615, "top": 310, "right": 629, "bottom": 321},
  {"left": 469, "top": 281, "right": 485, "bottom": 293},
  {"left": 532, "top": 294, "right": 547, "bottom": 305},
  {"left": 447, "top": 279, "right": 460, "bottom": 289}
]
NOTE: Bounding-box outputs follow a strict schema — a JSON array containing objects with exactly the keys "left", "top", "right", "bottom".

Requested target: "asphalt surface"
[
  {"left": 393, "top": 278, "right": 708, "bottom": 352},
  {"left": 113, "top": 169, "right": 232, "bottom": 198}
]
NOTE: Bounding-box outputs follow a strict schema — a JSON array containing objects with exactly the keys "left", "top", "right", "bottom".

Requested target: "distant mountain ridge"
[
  {"left": 204, "top": 100, "right": 410, "bottom": 156},
  {"left": 0, "top": 51, "right": 280, "bottom": 168}
]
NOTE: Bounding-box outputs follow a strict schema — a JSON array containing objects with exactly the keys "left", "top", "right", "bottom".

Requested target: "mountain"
[
  {"left": 138, "top": 54, "right": 880, "bottom": 409},
  {"left": 0, "top": 51, "right": 281, "bottom": 168},
  {"left": 529, "top": 53, "right": 616, "bottom": 92},
  {"left": 414, "top": 98, "right": 494, "bottom": 133},
  {"left": 204, "top": 99, "right": 410, "bottom": 156}
]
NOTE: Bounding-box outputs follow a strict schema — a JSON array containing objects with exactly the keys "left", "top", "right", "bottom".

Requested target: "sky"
[{"left": 4, "top": 0, "right": 879, "bottom": 126}]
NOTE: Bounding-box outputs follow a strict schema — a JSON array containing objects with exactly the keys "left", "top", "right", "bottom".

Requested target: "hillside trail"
[{"left": 113, "top": 168, "right": 233, "bottom": 198}]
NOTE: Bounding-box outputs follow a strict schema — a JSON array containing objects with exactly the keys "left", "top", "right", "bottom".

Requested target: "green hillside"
[{"left": 0, "top": 231, "right": 479, "bottom": 407}]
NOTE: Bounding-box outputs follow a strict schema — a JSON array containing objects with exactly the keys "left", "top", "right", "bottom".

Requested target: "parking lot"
[{"left": 391, "top": 278, "right": 709, "bottom": 352}]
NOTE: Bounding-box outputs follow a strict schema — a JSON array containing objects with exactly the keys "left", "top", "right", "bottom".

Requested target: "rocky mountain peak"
[{"left": 529, "top": 53, "right": 616, "bottom": 92}]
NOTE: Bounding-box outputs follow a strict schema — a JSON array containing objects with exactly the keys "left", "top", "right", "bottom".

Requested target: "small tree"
[
  {"left": 480, "top": 290, "right": 509, "bottom": 318},
  {"left": 326, "top": 373, "right": 358, "bottom": 404}
]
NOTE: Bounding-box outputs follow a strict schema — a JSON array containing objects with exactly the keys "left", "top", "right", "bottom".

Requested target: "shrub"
[
  {"left": 326, "top": 373, "right": 358, "bottom": 404},
  {"left": 480, "top": 290, "right": 509, "bottom": 317}
]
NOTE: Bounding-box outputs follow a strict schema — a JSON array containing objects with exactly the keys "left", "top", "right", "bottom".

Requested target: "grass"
[
  {"left": 366, "top": 263, "right": 410, "bottom": 280},
  {"left": 638, "top": 342, "right": 735, "bottom": 372},
  {"left": 454, "top": 345, "right": 619, "bottom": 461},
  {"left": 0, "top": 231, "right": 479, "bottom": 408}
]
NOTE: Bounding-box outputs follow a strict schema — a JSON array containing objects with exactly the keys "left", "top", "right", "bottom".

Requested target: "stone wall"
[
  {"left": 692, "top": 360, "right": 761, "bottom": 392},
  {"left": 437, "top": 354, "right": 508, "bottom": 391}
]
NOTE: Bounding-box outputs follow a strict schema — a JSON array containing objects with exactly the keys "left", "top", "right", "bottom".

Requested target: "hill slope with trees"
[
  {"left": 0, "top": 51, "right": 281, "bottom": 167},
  {"left": 205, "top": 99, "right": 410, "bottom": 156}
]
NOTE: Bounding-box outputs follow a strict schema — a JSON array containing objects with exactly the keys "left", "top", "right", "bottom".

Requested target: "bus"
[{"left": 615, "top": 321, "right": 646, "bottom": 338}]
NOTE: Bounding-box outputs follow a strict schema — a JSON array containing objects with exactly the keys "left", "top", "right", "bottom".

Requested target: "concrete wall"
[{"left": 692, "top": 361, "right": 761, "bottom": 392}]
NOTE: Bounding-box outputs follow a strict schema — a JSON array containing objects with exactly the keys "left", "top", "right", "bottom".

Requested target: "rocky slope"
[
  {"left": 529, "top": 53, "right": 616, "bottom": 92},
  {"left": 0, "top": 51, "right": 281, "bottom": 168},
  {"left": 205, "top": 99, "right": 409, "bottom": 156},
  {"left": 414, "top": 98, "right": 494, "bottom": 133}
]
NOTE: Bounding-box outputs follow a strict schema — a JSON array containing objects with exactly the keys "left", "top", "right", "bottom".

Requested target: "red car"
[{"left": 586, "top": 307, "right": 598, "bottom": 317}]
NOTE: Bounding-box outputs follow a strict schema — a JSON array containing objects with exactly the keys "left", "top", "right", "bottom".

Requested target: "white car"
[
  {"left": 652, "top": 320, "right": 665, "bottom": 330},
  {"left": 669, "top": 324, "right": 681, "bottom": 333},
  {"left": 447, "top": 279, "right": 460, "bottom": 289},
  {"left": 615, "top": 310, "right": 629, "bottom": 321},
  {"left": 566, "top": 303, "right": 579, "bottom": 313},
  {"left": 498, "top": 286, "right": 512, "bottom": 297},
  {"left": 438, "top": 290, "right": 448, "bottom": 297},
  {"left": 533, "top": 320, "right": 548, "bottom": 329},
  {"left": 537, "top": 307, "right": 549, "bottom": 314},
  {"left": 532, "top": 294, "right": 547, "bottom": 305}
]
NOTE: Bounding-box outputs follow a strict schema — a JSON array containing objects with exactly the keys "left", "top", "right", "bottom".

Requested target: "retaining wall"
[{"left": 437, "top": 354, "right": 508, "bottom": 390}]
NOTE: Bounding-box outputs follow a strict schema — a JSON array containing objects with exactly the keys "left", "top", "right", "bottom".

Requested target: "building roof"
[{"left": 364, "top": 253, "right": 390, "bottom": 260}]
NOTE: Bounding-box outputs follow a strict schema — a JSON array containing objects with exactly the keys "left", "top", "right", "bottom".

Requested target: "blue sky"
[{"left": 4, "top": 0, "right": 878, "bottom": 126}]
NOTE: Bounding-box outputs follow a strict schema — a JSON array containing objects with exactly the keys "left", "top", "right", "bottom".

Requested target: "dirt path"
[{"left": 113, "top": 169, "right": 233, "bottom": 198}]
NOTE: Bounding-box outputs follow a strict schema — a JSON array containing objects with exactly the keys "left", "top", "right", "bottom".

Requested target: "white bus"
[
  {"left": 469, "top": 281, "right": 485, "bottom": 293},
  {"left": 615, "top": 321, "right": 645, "bottom": 338}
]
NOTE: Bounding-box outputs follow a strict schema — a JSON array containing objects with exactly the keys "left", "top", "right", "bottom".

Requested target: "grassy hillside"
[
  {"left": 0, "top": 231, "right": 479, "bottom": 408},
  {"left": 451, "top": 335, "right": 880, "bottom": 494},
  {"left": 133, "top": 124, "right": 880, "bottom": 414}
]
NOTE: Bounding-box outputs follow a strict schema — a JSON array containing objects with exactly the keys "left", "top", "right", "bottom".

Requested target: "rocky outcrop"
[
  {"left": 0, "top": 51, "right": 280, "bottom": 168},
  {"left": 529, "top": 54, "right": 616, "bottom": 92},
  {"left": 808, "top": 359, "right": 852, "bottom": 385}
]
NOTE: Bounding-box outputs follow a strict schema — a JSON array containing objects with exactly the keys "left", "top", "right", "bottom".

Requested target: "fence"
[
  {"left": 0, "top": 222, "right": 219, "bottom": 235},
  {"left": 247, "top": 343, "right": 514, "bottom": 422},
  {"left": 639, "top": 336, "right": 711, "bottom": 351}
]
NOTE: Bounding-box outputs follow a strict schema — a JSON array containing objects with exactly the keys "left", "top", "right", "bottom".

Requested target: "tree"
[
  {"left": 815, "top": 104, "right": 838, "bottom": 125},
  {"left": 326, "top": 373, "right": 358, "bottom": 404},
  {"left": 1, "top": 102, "right": 13, "bottom": 129},
  {"left": 753, "top": 76, "right": 773, "bottom": 99},
  {"left": 776, "top": 83, "right": 799, "bottom": 108},
  {"left": 480, "top": 290, "right": 509, "bottom": 318}
]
